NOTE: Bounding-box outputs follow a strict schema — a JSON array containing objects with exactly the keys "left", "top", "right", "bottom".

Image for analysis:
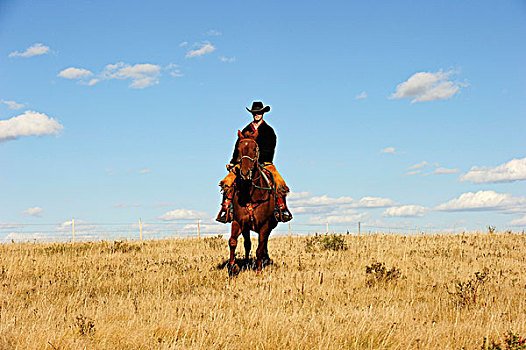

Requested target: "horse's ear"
[
  {"left": 252, "top": 129, "right": 259, "bottom": 139},
  {"left": 237, "top": 130, "right": 243, "bottom": 139}
]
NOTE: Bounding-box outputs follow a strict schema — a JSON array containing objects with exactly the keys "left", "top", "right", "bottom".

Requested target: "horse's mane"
[{"left": 239, "top": 129, "right": 258, "bottom": 140}]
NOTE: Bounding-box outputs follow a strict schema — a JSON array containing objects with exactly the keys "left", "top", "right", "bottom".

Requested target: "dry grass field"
[{"left": 1, "top": 233, "right": 526, "bottom": 349}]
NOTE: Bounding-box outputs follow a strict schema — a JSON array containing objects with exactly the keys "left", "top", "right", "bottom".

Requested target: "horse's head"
[{"left": 237, "top": 129, "right": 259, "bottom": 180}]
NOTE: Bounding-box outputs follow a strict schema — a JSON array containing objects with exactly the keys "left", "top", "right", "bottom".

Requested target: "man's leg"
[
  {"left": 216, "top": 187, "right": 234, "bottom": 223},
  {"left": 263, "top": 164, "right": 292, "bottom": 222},
  {"left": 216, "top": 166, "right": 238, "bottom": 223}
]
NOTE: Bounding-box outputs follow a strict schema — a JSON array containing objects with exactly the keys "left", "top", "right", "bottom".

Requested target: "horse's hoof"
[
  {"left": 263, "top": 257, "right": 273, "bottom": 267},
  {"left": 228, "top": 263, "right": 240, "bottom": 276}
]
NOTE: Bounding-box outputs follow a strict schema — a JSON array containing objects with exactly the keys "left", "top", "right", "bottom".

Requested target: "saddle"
[{"left": 217, "top": 164, "right": 291, "bottom": 223}]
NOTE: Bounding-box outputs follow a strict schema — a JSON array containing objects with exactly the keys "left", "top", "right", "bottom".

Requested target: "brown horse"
[{"left": 227, "top": 129, "right": 277, "bottom": 275}]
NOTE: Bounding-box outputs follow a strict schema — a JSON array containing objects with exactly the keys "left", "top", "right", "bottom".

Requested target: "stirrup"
[
  {"left": 216, "top": 206, "right": 233, "bottom": 223},
  {"left": 274, "top": 208, "right": 293, "bottom": 223}
]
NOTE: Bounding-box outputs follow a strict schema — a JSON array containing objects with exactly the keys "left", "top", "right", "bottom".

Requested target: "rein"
[
  {"left": 253, "top": 165, "right": 273, "bottom": 191},
  {"left": 236, "top": 137, "right": 275, "bottom": 224},
  {"left": 238, "top": 137, "right": 273, "bottom": 191}
]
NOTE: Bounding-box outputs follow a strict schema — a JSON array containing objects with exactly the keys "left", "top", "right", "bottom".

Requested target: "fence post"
[
  {"left": 139, "top": 218, "right": 143, "bottom": 240},
  {"left": 326, "top": 220, "right": 329, "bottom": 234},
  {"left": 72, "top": 217, "right": 75, "bottom": 243},
  {"left": 358, "top": 221, "right": 361, "bottom": 236},
  {"left": 197, "top": 218, "right": 200, "bottom": 239}
]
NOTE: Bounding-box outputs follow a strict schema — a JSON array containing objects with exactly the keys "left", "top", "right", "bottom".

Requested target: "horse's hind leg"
[
  {"left": 242, "top": 228, "right": 251, "bottom": 262},
  {"left": 228, "top": 221, "right": 242, "bottom": 276}
]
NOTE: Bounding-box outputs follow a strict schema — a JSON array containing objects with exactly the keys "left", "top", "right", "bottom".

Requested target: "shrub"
[
  {"left": 75, "top": 314, "right": 95, "bottom": 336},
  {"left": 481, "top": 331, "right": 526, "bottom": 350},
  {"left": 451, "top": 268, "right": 489, "bottom": 308},
  {"left": 305, "top": 234, "right": 348, "bottom": 252},
  {"left": 365, "top": 262, "right": 401, "bottom": 286},
  {"left": 204, "top": 235, "right": 224, "bottom": 249},
  {"left": 109, "top": 240, "right": 141, "bottom": 254}
]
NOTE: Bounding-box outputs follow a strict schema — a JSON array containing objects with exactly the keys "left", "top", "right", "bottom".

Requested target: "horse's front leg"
[
  {"left": 256, "top": 222, "right": 271, "bottom": 273},
  {"left": 242, "top": 228, "right": 251, "bottom": 262},
  {"left": 228, "top": 221, "right": 242, "bottom": 276}
]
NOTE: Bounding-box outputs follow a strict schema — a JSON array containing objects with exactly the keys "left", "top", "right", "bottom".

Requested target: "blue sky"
[{"left": 1, "top": 0, "right": 525, "bottom": 240}]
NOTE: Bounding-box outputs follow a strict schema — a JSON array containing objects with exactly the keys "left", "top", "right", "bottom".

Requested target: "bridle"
[{"left": 239, "top": 138, "right": 260, "bottom": 180}]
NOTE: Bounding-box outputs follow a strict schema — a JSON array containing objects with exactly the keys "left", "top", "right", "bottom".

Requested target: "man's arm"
[
  {"left": 227, "top": 125, "right": 251, "bottom": 169},
  {"left": 268, "top": 127, "right": 276, "bottom": 162},
  {"left": 229, "top": 138, "right": 240, "bottom": 166},
  {"left": 258, "top": 124, "right": 276, "bottom": 164}
]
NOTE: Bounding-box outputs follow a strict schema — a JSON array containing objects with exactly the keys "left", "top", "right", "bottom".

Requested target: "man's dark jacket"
[{"left": 230, "top": 121, "right": 276, "bottom": 165}]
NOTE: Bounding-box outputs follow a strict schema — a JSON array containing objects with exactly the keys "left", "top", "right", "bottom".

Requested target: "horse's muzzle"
[{"left": 240, "top": 168, "right": 252, "bottom": 180}]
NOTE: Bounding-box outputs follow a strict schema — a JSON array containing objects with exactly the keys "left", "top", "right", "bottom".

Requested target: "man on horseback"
[{"left": 216, "top": 101, "right": 293, "bottom": 223}]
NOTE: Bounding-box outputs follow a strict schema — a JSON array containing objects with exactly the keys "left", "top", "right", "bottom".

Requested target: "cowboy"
[{"left": 216, "top": 101, "right": 293, "bottom": 223}]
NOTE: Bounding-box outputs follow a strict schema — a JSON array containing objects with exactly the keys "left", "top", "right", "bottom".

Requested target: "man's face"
[{"left": 252, "top": 113, "right": 263, "bottom": 122}]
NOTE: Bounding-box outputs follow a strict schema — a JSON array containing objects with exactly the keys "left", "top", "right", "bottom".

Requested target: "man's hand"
[{"left": 226, "top": 163, "right": 235, "bottom": 171}]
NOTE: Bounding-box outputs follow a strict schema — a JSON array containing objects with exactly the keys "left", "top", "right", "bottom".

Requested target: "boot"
[
  {"left": 216, "top": 189, "right": 233, "bottom": 223},
  {"left": 275, "top": 195, "right": 293, "bottom": 222}
]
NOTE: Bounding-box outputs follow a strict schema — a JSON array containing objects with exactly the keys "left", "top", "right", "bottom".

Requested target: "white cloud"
[
  {"left": 152, "top": 202, "right": 175, "bottom": 207},
  {"left": 58, "top": 67, "right": 94, "bottom": 79},
  {"left": 0, "top": 110, "right": 64, "bottom": 142},
  {"left": 186, "top": 41, "right": 216, "bottom": 58},
  {"left": 58, "top": 220, "right": 74, "bottom": 230},
  {"left": 355, "top": 91, "right": 367, "bottom": 100},
  {"left": 166, "top": 63, "right": 183, "bottom": 77},
  {"left": 382, "top": 205, "right": 426, "bottom": 217},
  {"left": 289, "top": 193, "right": 356, "bottom": 217},
  {"left": 435, "top": 190, "right": 526, "bottom": 212},
  {"left": 138, "top": 169, "right": 150, "bottom": 174},
  {"left": 434, "top": 167, "right": 459, "bottom": 174},
  {"left": 408, "top": 161, "right": 428, "bottom": 170},
  {"left": 179, "top": 41, "right": 188, "bottom": 47},
  {"left": 390, "top": 70, "right": 466, "bottom": 103},
  {"left": 380, "top": 147, "right": 395, "bottom": 154},
  {"left": 206, "top": 29, "right": 222, "bottom": 36},
  {"left": 289, "top": 194, "right": 355, "bottom": 207},
  {"left": 0, "top": 222, "right": 23, "bottom": 229},
  {"left": 158, "top": 208, "right": 208, "bottom": 221},
  {"left": 22, "top": 206, "right": 43, "bottom": 216},
  {"left": 308, "top": 211, "right": 369, "bottom": 224},
  {"left": 86, "top": 78, "right": 100, "bottom": 86},
  {"left": 288, "top": 191, "right": 312, "bottom": 200},
  {"left": 508, "top": 215, "right": 526, "bottom": 227},
  {"left": 3, "top": 232, "right": 45, "bottom": 242},
  {"left": 57, "top": 219, "right": 100, "bottom": 233},
  {"left": 114, "top": 203, "right": 140, "bottom": 208},
  {"left": 182, "top": 222, "right": 225, "bottom": 233},
  {"left": 219, "top": 56, "right": 235, "bottom": 63},
  {"left": 406, "top": 170, "right": 422, "bottom": 176},
  {"left": 352, "top": 196, "right": 395, "bottom": 208},
  {"left": 59, "top": 61, "right": 181, "bottom": 89},
  {"left": 1, "top": 100, "right": 25, "bottom": 110},
  {"left": 9, "top": 43, "right": 50, "bottom": 58},
  {"left": 289, "top": 192, "right": 395, "bottom": 218},
  {"left": 459, "top": 157, "right": 526, "bottom": 184},
  {"left": 102, "top": 62, "right": 161, "bottom": 88},
  {"left": 292, "top": 206, "right": 335, "bottom": 215}
]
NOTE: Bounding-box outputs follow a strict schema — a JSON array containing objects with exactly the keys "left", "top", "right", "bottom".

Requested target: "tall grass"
[{"left": 1, "top": 233, "right": 525, "bottom": 349}]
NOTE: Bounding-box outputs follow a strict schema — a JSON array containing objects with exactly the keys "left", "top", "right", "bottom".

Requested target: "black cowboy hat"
[{"left": 246, "top": 101, "right": 270, "bottom": 114}]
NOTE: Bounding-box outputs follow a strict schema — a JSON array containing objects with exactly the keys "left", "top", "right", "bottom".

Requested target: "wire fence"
[{"left": 1, "top": 218, "right": 523, "bottom": 243}]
